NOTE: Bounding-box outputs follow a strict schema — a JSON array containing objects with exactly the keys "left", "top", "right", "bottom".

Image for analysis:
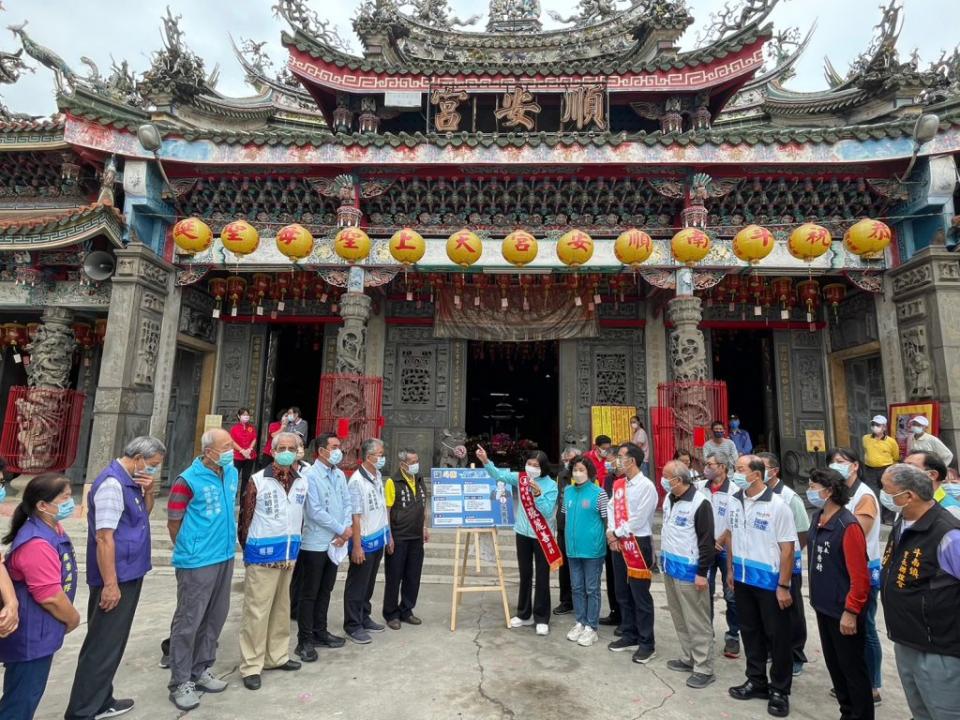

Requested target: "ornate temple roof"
[{"left": 0, "top": 202, "right": 123, "bottom": 250}]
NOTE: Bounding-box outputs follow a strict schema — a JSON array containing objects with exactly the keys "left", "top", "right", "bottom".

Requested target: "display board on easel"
[
  {"left": 431, "top": 468, "right": 512, "bottom": 631},
  {"left": 591, "top": 405, "right": 637, "bottom": 444}
]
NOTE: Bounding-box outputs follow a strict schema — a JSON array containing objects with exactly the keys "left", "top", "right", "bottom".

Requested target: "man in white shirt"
[
  {"left": 605, "top": 443, "right": 658, "bottom": 664},
  {"left": 905, "top": 416, "right": 954, "bottom": 466},
  {"left": 720, "top": 455, "right": 797, "bottom": 718}
]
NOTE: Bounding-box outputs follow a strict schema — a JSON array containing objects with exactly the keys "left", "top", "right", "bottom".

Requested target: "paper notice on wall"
[{"left": 203, "top": 414, "right": 223, "bottom": 432}]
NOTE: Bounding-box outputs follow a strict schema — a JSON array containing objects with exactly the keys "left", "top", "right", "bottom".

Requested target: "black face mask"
[{"left": 713, "top": 430, "right": 724, "bottom": 438}]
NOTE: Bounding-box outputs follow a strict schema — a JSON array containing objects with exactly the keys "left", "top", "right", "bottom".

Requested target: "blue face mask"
[
  {"left": 141, "top": 463, "right": 161, "bottom": 476},
  {"left": 215, "top": 450, "right": 234, "bottom": 468},
  {"left": 943, "top": 483, "right": 960, "bottom": 499},
  {"left": 731, "top": 472, "right": 751, "bottom": 490},
  {"left": 0, "top": 484, "right": 6, "bottom": 503},
  {"left": 829, "top": 462, "right": 851, "bottom": 480},
  {"left": 660, "top": 477, "right": 673, "bottom": 494},
  {"left": 328, "top": 448, "right": 343, "bottom": 466},
  {"left": 730, "top": 420, "right": 740, "bottom": 430},
  {"left": 47, "top": 497, "right": 75, "bottom": 522},
  {"left": 806, "top": 488, "right": 827, "bottom": 508},
  {"left": 275, "top": 450, "right": 297, "bottom": 467},
  {"left": 375, "top": 456, "right": 386, "bottom": 471}
]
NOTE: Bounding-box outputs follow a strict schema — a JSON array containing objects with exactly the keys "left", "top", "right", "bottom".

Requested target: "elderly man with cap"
[
  {"left": 660, "top": 460, "right": 716, "bottom": 688},
  {"left": 906, "top": 416, "right": 954, "bottom": 467},
  {"left": 862, "top": 415, "right": 900, "bottom": 524},
  {"left": 880, "top": 463, "right": 960, "bottom": 720}
]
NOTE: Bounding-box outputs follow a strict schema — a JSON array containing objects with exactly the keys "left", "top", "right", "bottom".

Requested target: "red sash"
[
  {"left": 518, "top": 472, "right": 563, "bottom": 571},
  {"left": 613, "top": 477, "right": 651, "bottom": 580}
]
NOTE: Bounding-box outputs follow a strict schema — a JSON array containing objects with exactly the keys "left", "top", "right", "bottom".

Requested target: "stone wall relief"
[
  {"left": 901, "top": 325, "right": 934, "bottom": 399},
  {"left": 133, "top": 317, "right": 162, "bottom": 386}
]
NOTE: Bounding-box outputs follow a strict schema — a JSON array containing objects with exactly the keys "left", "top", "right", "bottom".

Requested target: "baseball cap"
[
  {"left": 911, "top": 416, "right": 930, "bottom": 428},
  {"left": 871, "top": 415, "right": 888, "bottom": 425}
]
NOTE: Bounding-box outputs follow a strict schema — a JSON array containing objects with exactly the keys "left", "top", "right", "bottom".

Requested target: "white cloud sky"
[{"left": 1, "top": 0, "right": 958, "bottom": 116}]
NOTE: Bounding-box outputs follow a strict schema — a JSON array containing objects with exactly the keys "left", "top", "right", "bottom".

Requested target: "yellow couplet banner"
[{"left": 591, "top": 406, "right": 636, "bottom": 445}]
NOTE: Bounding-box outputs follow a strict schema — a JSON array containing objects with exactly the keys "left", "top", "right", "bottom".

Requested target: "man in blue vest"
[
  {"left": 165, "top": 428, "right": 238, "bottom": 711},
  {"left": 65, "top": 436, "right": 166, "bottom": 720}
]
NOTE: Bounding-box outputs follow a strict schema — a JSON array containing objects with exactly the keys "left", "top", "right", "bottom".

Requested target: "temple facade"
[{"left": 0, "top": 0, "right": 959, "bottom": 488}]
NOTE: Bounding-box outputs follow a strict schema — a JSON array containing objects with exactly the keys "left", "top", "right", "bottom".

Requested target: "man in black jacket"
[
  {"left": 880, "top": 463, "right": 960, "bottom": 720},
  {"left": 382, "top": 449, "right": 429, "bottom": 630}
]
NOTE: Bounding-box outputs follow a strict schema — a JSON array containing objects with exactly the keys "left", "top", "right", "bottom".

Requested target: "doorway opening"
[
  {"left": 466, "top": 340, "right": 559, "bottom": 463},
  {"left": 711, "top": 329, "right": 779, "bottom": 455},
  {"left": 271, "top": 324, "right": 325, "bottom": 443}
]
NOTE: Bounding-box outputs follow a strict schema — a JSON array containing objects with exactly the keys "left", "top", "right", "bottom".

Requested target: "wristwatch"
[{"left": 777, "top": 583, "right": 790, "bottom": 590}]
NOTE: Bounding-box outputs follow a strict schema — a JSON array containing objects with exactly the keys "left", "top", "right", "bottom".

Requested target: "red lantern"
[
  {"left": 796, "top": 279, "right": 820, "bottom": 327},
  {"left": 71, "top": 323, "right": 93, "bottom": 349},
  {"left": 251, "top": 273, "right": 272, "bottom": 317},
  {"left": 226, "top": 276, "right": 247, "bottom": 317},
  {"left": 26, "top": 322, "right": 41, "bottom": 343},
  {"left": 723, "top": 275, "right": 743, "bottom": 310},
  {"left": 94, "top": 319, "right": 107, "bottom": 346},
  {"left": 208, "top": 277, "right": 228, "bottom": 318},
  {"left": 822, "top": 282, "right": 846, "bottom": 321},
  {"left": 291, "top": 272, "right": 314, "bottom": 306},
  {"left": 771, "top": 277, "right": 795, "bottom": 320}
]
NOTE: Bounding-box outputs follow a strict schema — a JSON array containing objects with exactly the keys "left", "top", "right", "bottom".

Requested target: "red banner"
[
  {"left": 612, "top": 477, "right": 651, "bottom": 580},
  {"left": 518, "top": 472, "right": 563, "bottom": 571}
]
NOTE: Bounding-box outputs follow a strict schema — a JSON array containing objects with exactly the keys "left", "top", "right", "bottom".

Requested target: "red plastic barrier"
[
  {"left": 316, "top": 374, "right": 383, "bottom": 473},
  {"left": 0, "top": 386, "right": 86, "bottom": 473}
]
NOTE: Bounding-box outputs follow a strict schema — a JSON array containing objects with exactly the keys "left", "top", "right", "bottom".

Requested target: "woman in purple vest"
[{"left": 0, "top": 473, "right": 81, "bottom": 720}]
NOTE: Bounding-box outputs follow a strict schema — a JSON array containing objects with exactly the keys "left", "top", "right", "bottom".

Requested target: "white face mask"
[
  {"left": 525, "top": 465, "right": 541, "bottom": 479},
  {"left": 572, "top": 471, "right": 588, "bottom": 484},
  {"left": 407, "top": 462, "right": 420, "bottom": 475}
]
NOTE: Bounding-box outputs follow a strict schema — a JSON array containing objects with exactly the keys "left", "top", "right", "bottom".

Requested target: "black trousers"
[
  {"left": 343, "top": 548, "right": 383, "bottom": 633},
  {"left": 734, "top": 581, "right": 793, "bottom": 694},
  {"left": 515, "top": 533, "right": 551, "bottom": 624},
  {"left": 612, "top": 537, "right": 655, "bottom": 652},
  {"left": 557, "top": 522, "right": 572, "bottom": 607},
  {"left": 790, "top": 572, "right": 808, "bottom": 664},
  {"left": 383, "top": 537, "right": 425, "bottom": 621},
  {"left": 296, "top": 550, "right": 340, "bottom": 643},
  {"left": 604, "top": 546, "right": 621, "bottom": 621},
  {"left": 817, "top": 611, "right": 874, "bottom": 720},
  {"left": 64, "top": 578, "right": 143, "bottom": 720},
  {"left": 236, "top": 459, "right": 256, "bottom": 499},
  {"left": 289, "top": 558, "right": 304, "bottom": 619}
]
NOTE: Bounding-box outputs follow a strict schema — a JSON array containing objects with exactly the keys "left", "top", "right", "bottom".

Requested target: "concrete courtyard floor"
[{"left": 31, "top": 570, "right": 911, "bottom": 720}]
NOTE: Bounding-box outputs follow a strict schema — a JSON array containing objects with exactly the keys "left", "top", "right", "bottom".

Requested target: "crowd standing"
[{"left": 1, "top": 412, "right": 959, "bottom": 720}]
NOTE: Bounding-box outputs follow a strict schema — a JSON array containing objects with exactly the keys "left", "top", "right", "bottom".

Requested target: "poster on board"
[{"left": 431, "top": 467, "right": 515, "bottom": 529}]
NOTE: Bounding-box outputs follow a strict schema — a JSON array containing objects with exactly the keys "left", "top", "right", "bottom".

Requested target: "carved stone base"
[{"left": 667, "top": 296, "right": 707, "bottom": 381}]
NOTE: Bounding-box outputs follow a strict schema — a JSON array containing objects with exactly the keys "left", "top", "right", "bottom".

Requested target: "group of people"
[
  {"left": 0, "top": 429, "right": 430, "bottom": 718},
  {"left": 1, "top": 413, "right": 959, "bottom": 720}
]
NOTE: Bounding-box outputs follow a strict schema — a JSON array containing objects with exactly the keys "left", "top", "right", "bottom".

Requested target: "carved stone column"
[
  {"left": 667, "top": 295, "right": 707, "bottom": 381},
  {"left": 335, "top": 291, "right": 372, "bottom": 374},
  {"left": 25, "top": 307, "right": 76, "bottom": 389},
  {"left": 85, "top": 243, "right": 174, "bottom": 486},
  {"left": 891, "top": 247, "right": 960, "bottom": 451}
]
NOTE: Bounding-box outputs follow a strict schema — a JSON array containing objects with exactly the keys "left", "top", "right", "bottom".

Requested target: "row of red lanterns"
[
  {"left": 207, "top": 274, "right": 344, "bottom": 318},
  {"left": 705, "top": 276, "right": 846, "bottom": 322},
  {"left": 1, "top": 320, "right": 107, "bottom": 365}
]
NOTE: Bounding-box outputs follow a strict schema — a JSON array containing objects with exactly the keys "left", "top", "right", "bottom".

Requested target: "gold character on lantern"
[
  {"left": 495, "top": 87, "right": 542, "bottom": 131},
  {"left": 431, "top": 89, "right": 469, "bottom": 132},
  {"left": 561, "top": 85, "right": 607, "bottom": 131}
]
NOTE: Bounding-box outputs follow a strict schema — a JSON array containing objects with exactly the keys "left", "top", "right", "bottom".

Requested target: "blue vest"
[
  {"left": 808, "top": 507, "right": 860, "bottom": 620},
  {"left": 563, "top": 482, "right": 606, "bottom": 559},
  {"left": 87, "top": 459, "right": 151, "bottom": 586},
  {"left": 0, "top": 517, "right": 77, "bottom": 662},
  {"left": 172, "top": 457, "right": 239, "bottom": 569}
]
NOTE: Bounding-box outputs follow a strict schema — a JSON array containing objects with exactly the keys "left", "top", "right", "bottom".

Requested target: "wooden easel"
[{"left": 450, "top": 527, "right": 511, "bottom": 631}]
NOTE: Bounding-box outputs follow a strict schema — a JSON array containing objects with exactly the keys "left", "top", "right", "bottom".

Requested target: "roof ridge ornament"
[
  {"left": 137, "top": 6, "right": 209, "bottom": 105},
  {"left": 547, "top": 0, "right": 623, "bottom": 28},
  {"left": 487, "top": 0, "right": 542, "bottom": 33},
  {"left": 398, "top": 0, "right": 481, "bottom": 29},
  {"left": 273, "top": 0, "right": 353, "bottom": 52},
  {"left": 697, "top": 0, "right": 778, "bottom": 45}
]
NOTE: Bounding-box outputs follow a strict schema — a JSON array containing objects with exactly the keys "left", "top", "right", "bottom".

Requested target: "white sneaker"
[
  {"left": 566, "top": 622, "right": 585, "bottom": 642},
  {"left": 509, "top": 616, "right": 535, "bottom": 628},
  {"left": 578, "top": 628, "right": 599, "bottom": 647},
  {"left": 536, "top": 623, "right": 550, "bottom": 636}
]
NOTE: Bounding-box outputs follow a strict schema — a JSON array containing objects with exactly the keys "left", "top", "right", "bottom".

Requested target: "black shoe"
[
  {"left": 347, "top": 629, "right": 372, "bottom": 645},
  {"left": 387, "top": 619, "right": 402, "bottom": 630},
  {"left": 553, "top": 603, "right": 573, "bottom": 615},
  {"left": 729, "top": 681, "right": 770, "bottom": 701},
  {"left": 687, "top": 673, "right": 716, "bottom": 690},
  {"left": 632, "top": 648, "right": 656, "bottom": 664},
  {"left": 94, "top": 700, "right": 135, "bottom": 720},
  {"left": 614, "top": 627, "right": 624, "bottom": 637},
  {"left": 723, "top": 637, "right": 741, "bottom": 658},
  {"left": 295, "top": 643, "right": 318, "bottom": 662},
  {"left": 159, "top": 637, "right": 171, "bottom": 669},
  {"left": 243, "top": 675, "right": 261, "bottom": 691},
  {"left": 266, "top": 660, "right": 301, "bottom": 672},
  {"left": 608, "top": 638, "right": 639, "bottom": 653},
  {"left": 402, "top": 615, "right": 422, "bottom": 625},
  {"left": 314, "top": 630, "right": 346, "bottom": 648},
  {"left": 598, "top": 614, "right": 620, "bottom": 626},
  {"left": 666, "top": 659, "right": 694, "bottom": 673},
  {"left": 363, "top": 618, "right": 386, "bottom": 633},
  {"left": 767, "top": 690, "right": 789, "bottom": 717}
]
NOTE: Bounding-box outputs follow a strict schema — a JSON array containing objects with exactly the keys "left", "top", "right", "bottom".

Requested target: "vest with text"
[
  {"left": 244, "top": 466, "right": 308, "bottom": 565},
  {"left": 86, "top": 459, "right": 151, "bottom": 586},
  {"left": 172, "top": 457, "right": 239, "bottom": 569},
  {"left": 662, "top": 489, "right": 710, "bottom": 583}
]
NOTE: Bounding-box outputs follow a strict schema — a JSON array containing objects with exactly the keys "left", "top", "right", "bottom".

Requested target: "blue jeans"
[
  {"left": 864, "top": 586, "right": 882, "bottom": 690},
  {"left": 0, "top": 655, "right": 54, "bottom": 720},
  {"left": 569, "top": 556, "right": 604, "bottom": 630},
  {"left": 708, "top": 551, "right": 740, "bottom": 640}
]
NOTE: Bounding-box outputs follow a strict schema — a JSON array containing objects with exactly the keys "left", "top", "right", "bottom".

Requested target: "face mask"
[
  {"left": 731, "top": 472, "right": 751, "bottom": 490},
  {"left": 660, "top": 477, "right": 673, "bottom": 494},
  {"left": 871, "top": 424, "right": 882, "bottom": 434},
  {"left": 943, "top": 483, "right": 960, "bottom": 499},
  {"left": 730, "top": 420, "right": 740, "bottom": 430},
  {"left": 0, "top": 485, "right": 6, "bottom": 503},
  {"left": 572, "top": 471, "right": 588, "bottom": 485},
  {"left": 630, "top": 423, "right": 638, "bottom": 429},
  {"left": 240, "top": 415, "right": 251, "bottom": 424},
  {"left": 806, "top": 488, "right": 827, "bottom": 508},
  {"left": 703, "top": 466, "right": 718, "bottom": 481},
  {"left": 763, "top": 469, "right": 772, "bottom": 483},
  {"left": 328, "top": 448, "right": 343, "bottom": 466},
  {"left": 214, "top": 449, "right": 234, "bottom": 468},
  {"left": 407, "top": 463, "right": 420, "bottom": 475},
  {"left": 375, "top": 456, "right": 386, "bottom": 471},
  {"left": 525, "top": 465, "right": 541, "bottom": 479},
  {"left": 879, "top": 489, "right": 907, "bottom": 513},
  {"left": 45, "top": 497, "right": 75, "bottom": 522},
  {"left": 275, "top": 450, "right": 297, "bottom": 467},
  {"left": 141, "top": 463, "right": 161, "bottom": 476},
  {"left": 911, "top": 427, "right": 923, "bottom": 437},
  {"left": 604, "top": 461, "right": 614, "bottom": 472},
  {"left": 829, "top": 462, "right": 851, "bottom": 480},
  {"left": 713, "top": 430, "right": 724, "bottom": 439}
]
